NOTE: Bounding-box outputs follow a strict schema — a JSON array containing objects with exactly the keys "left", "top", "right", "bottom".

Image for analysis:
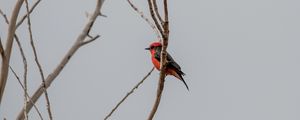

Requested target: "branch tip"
[
  {"left": 99, "top": 13, "right": 107, "bottom": 17},
  {"left": 81, "top": 35, "right": 100, "bottom": 46}
]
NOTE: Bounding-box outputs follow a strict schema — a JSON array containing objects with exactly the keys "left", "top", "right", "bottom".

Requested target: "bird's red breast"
[{"left": 151, "top": 56, "right": 161, "bottom": 70}]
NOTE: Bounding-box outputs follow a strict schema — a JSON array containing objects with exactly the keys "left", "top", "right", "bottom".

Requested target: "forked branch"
[
  {"left": 9, "top": 67, "right": 44, "bottom": 120},
  {"left": 0, "top": 0, "right": 25, "bottom": 105},
  {"left": 17, "top": 0, "right": 106, "bottom": 119},
  {"left": 1, "top": 7, "right": 41, "bottom": 119},
  {"left": 16, "top": 0, "right": 41, "bottom": 28},
  {"left": 127, "top": 0, "right": 161, "bottom": 40},
  {"left": 24, "top": 0, "right": 53, "bottom": 119},
  {"left": 147, "top": 0, "right": 170, "bottom": 119},
  {"left": 152, "top": 0, "right": 164, "bottom": 25},
  {"left": 147, "top": 0, "right": 164, "bottom": 38}
]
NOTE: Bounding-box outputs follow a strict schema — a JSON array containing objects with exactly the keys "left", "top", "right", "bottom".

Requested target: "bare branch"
[
  {"left": 152, "top": 0, "right": 164, "bottom": 25},
  {"left": 1, "top": 6, "right": 40, "bottom": 119},
  {"left": 24, "top": 0, "right": 53, "bottom": 119},
  {"left": 148, "top": 0, "right": 170, "bottom": 119},
  {"left": 17, "top": 0, "right": 105, "bottom": 119},
  {"left": 1, "top": 0, "right": 41, "bottom": 29},
  {"left": 147, "top": 0, "right": 164, "bottom": 38},
  {"left": 104, "top": 67, "right": 155, "bottom": 120},
  {"left": 0, "top": 9, "right": 9, "bottom": 24},
  {"left": 163, "top": 0, "right": 169, "bottom": 26},
  {"left": 9, "top": 66, "right": 44, "bottom": 120},
  {"left": 14, "top": 35, "right": 29, "bottom": 120},
  {"left": 127, "top": 0, "right": 161, "bottom": 40},
  {"left": 0, "top": 0, "right": 24, "bottom": 105},
  {"left": 16, "top": 0, "right": 41, "bottom": 28}
]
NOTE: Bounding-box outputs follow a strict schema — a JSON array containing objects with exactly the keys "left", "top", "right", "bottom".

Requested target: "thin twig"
[
  {"left": 152, "top": 0, "right": 164, "bottom": 25},
  {"left": 147, "top": 0, "right": 164, "bottom": 38},
  {"left": 127, "top": 0, "right": 161, "bottom": 40},
  {"left": 14, "top": 35, "right": 29, "bottom": 120},
  {"left": 148, "top": 0, "right": 170, "bottom": 119},
  {"left": 0, "top": 0, "right": 25, "bottom": 105},
  {"left": 80, "top": 35, "right": 100, "bottom": 46},
  {"left": 1, "top": 7, "right": 41, "bottom": 119},
  {"left": 9, "top": 66, "right": 44, "bottom": 120},
  {"left": 104, "top": 67, "right": 155, "bottom": 120},
  {"left": 1, "top": 7, "right": 29, "bottom": 120},
  {"left": 17, "top": 0, "right": 106, "bottom": 119},
  {"left": 24, "top": 0, "right": 53, "bottom": 119},
  {"left": 0, "top": 9, "right": 9, "bottom": 23},
  {"left": 16, "top": 0, "right": 41, "bottom": 28}
]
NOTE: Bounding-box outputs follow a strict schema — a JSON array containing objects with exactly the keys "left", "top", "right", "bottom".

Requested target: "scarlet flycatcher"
[{"left": 145, "top": 42, "right": 189, "bottom": 90}]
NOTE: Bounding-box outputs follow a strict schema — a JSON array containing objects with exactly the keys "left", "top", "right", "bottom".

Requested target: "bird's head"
[{"left": 145, "top": 42, "right": 162, "bottom": 51}]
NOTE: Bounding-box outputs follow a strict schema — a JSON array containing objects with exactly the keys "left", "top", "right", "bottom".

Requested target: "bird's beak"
[{"left": 145, "top": 47, "right": 150, "bottom": 50}]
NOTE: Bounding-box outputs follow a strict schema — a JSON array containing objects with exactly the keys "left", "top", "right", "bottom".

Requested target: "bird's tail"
[
  {"left": 179, "top": 75, "right": 189, "bottom": 91},
  {"left": 176, "top": 70, "right": 189, "bottom": 91},
  {"left": 167, "top": 68, "right": 189, "bottom": 91}
]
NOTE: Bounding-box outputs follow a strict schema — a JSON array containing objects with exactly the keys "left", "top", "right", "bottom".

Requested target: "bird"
[{"left": 145, "top": 42, "right": 189, "bottom": 90}]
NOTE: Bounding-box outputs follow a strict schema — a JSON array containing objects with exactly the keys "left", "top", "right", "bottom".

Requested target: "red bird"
[{"left": 145, "top": 42, "right": 189, "bottom": 90}]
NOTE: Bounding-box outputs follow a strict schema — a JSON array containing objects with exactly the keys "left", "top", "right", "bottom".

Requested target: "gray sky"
[{"left": 1, "top": 0, "right": 300, "bottom": 119}]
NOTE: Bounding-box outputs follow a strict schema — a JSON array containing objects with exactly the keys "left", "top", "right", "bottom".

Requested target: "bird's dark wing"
[
  {"left": 166, "top": 53, "right": 185, "bottom": 75},
  {"left": 153, "top": 48, "right": 185, "bottom": 75},
  {"left": 166, "top": 53, "right": 181, "bottom": 69}
]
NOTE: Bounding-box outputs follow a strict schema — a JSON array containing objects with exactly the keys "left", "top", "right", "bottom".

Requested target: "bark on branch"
[
  {"left": 0, "top": 0, "right": 25, "bottom": 105},
  {"left": 147, "top": 0, "right": 164, "bottom": 38},
  {"left": 24, "top": 0, "right": 53, "bottom": 119},
  {"left": 1, "top": 6, "right": 42, "bottom": 118},
  {"left": 147, "top": 0, "right": 170, "bottom": 120}
]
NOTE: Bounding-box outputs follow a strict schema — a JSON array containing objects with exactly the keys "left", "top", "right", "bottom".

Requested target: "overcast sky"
[{"left": 1, "top": 0, "right": 300, "bottom": 120}]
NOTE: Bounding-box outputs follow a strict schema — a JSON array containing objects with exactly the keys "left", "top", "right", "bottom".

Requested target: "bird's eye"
[{"left": 150, "top": 46, "right": 154, "bottom": 49}]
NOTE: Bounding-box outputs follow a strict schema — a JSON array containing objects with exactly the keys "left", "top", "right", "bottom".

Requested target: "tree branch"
[
  {"left": 148, "top": 0, "right": 170, "bottom": 119},
  {"left": 24, "top": 0, "right": 53, "bottom": 119},
  {"left": 127, "top": 0, "right": 161, "bottom": 40},
  {"left": 152, "top": 0, "right": 164, "bottom": 25},
  {"left": 17, "top": 0, "right": 106, "bottom": 119},
  {"left": 104, "top": 67, "right": 154, "bottom": 120},
  {"left": 0, "top": 9, "right": 9, "bottom": 23},
  {"left": 1, "top": 7, "right": 41, "bottom": 119},
  {"left": 0, "top": 0, "right": 24, "bottom": 105},
  {"left": 16, "top": 0, "right": 41, "bottom": 29},
  {"left": 9, "top": 66, "right": 44, "bottom": 120},
  {"left": 14, "top": 35, "right": 29, "bottom": 120},
  {"left": 147, "top": 0, "right": 164, "bottom": 38}
]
